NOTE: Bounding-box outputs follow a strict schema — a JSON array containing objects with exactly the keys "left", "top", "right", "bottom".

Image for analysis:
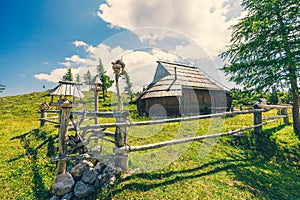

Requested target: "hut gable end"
[{"left": 152, "top": 62, "right": 171, "bottom": 83}]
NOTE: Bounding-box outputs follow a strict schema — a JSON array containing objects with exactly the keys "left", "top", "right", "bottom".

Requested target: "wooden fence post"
[
  {"left": 94, "top": 90, "right": 99, "bottom": 124},
  {"left": 57, "top": 104, "right": 72, "bottom": 175},
  {"left": 40, "top": 110, "right": 46, "bottom": 127},
  {"left": 114, "top": 111, "right": 129, "bottom": 171},
  {"left": 282, "top": 108, "right": 289, "bottom": 124},
  {"left": 254, "top": 110, "right": 262, "bottom": 134},
  {"left": 112, "top": 61, "right": 128, "bottom": 171}
]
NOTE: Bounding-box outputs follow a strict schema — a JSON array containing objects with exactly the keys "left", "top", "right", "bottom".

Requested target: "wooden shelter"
[
  {"left": 135, "top": 61, "right": 232, "bottom": 116},
  {"left": 49, "top": 81, "right": 84, "bottom": 107},
  {"left": 90, "top": 75, "right": 103, "bottom": 92}
]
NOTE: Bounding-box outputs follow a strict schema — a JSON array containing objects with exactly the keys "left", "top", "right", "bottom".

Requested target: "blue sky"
[
  {"left": 0, "top": 0, "right": 122, "bottom": 96},
  {"left": 0, "top": 0, "right": 243, "bottom": 97}
]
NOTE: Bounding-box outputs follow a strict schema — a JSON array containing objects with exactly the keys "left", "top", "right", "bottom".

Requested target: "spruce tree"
[
  {"left": 96, "top": 58, "right": 114, "bottom": 101},
  {"left": 220, "top": 0, "right": 300, "bottom": 135},
  {"left": 62, "top": 68, "right": 73, "bottom": 81},
  {"left": 123, "top": 71, "right": 134, "bottom": 102}
]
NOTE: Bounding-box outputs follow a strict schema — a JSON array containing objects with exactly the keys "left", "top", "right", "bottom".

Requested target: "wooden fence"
[{"left": 40, "top": 104, "right": 291, "bottom": 174}]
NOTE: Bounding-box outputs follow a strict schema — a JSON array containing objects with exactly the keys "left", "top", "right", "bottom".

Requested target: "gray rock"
[
  {"left": 94, "top": 162, "right": 106, "bottom": 173},
  {"left": 97, "top": 173, "right": 112, "bottom": 188},
  {"left": 71, "top": 160, "right": 93, "bottom": 179},
  {"left": 61, "top": 192, "right": 73, "bottom": 200},
  {"left": 81, "top": 168, "right": 98, "bottom": 184},
  {"left": 94, "top": 178, "right": 100, "bottom": 188},
  {"left": 74, "top": 180, "right": 95, "bottom": 198},
  {"left": 52, "top": 173, "right": 75, "bottom": 196},
  {"left": 103, "top": 166, "right": 114, "bottom": 174},
  {"left": 50, "top": 195, "right": 60, "bottom": 200}
]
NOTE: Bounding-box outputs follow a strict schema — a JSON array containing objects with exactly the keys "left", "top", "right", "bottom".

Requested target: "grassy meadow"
[{"left": 0, "top": 91, "right": 299, "bottom": 199}]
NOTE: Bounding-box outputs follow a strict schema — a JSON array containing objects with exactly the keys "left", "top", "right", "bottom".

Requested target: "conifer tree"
[
  {"left": 96, "top": 58, "right": 114, "bottom": 101},
  {"left": 0, "top": 82, "right": 5, "bottom": 93},
  {"left": 62, "top": 68, "right": 73, "bottom": 81},
  {"left": 83, "top": 70, "right": 92, "bottom": 89},
  {"left": 123, "top": 71, "right": 134, "bottom": 102},
  {"left": 220, "top": 0, "right": 300, "bottom": 135}
]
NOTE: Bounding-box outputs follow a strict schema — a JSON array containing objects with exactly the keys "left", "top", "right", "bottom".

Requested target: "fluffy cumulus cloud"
[
  {"left": 73, "top": 40, "right": 96, "bottom": 53},
  {"left": 35, "top": 0, "right": 242, "bottom": 90},
  {"left": 98, "top": 0, "right": 243, "bottom": 57},
  {"left": 34, "top": 41, "right": 179, "bottom": 92},
  {"left": 35, "top": 68, "right": 80, "bottom": 83},
  {"left": 65, "top": 55, "right": 86, "bottom": 63},
  {"left": 59, "top": 61, "right": 71, "bottom": 67},
  {"left": 73, "top": 40, "right": 88, "bottom": 47}
]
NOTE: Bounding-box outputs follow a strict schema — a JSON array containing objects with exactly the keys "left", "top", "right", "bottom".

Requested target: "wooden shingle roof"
[
  {"left": 49, "top": 81, "right": 85, "bottom": 98},
  {"left": 139, "top": 61, "right": 226, "bottom": 100}
]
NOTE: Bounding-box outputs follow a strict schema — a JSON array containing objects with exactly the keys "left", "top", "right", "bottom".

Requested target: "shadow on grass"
[
  {"left": 106, "top": 158, "right": 255, "bottom": 198},
  {"left": 107, "top": 123, "right": 299, "bottom": 200},
  {"left": 228, "top": 124, "right": 300, "bottom": 200},
  {"left": 9, "top": 128, "right": 57, "bottom": 199}
]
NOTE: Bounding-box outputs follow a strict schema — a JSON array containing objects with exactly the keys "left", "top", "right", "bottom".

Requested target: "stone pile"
[{"left": 51, "top": 160, "right": 121, "bottom": 200}]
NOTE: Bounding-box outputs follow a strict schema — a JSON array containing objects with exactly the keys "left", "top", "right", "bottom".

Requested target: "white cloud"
[
  {"left": 35, "top": 68, "right": 68, "bottom": 82},
  {"left": 98, "top": 0, "right": 243, "bottom": 57},
  {"left": 88, "top": 43, "right": 125, "bottom": 68},
  {"left": 65, "top": 55, "right": 86, "bottom": 63},
  {"left": 73, "top": 40, "right": 88, "bottom": 47},
  {"left": 73, "top": 40, "right": 96, "bottom": 53},
  {"left": 59, "top": 61, "right": 72, "bottom": 67},
  {"left": 35, "top": 68, "right": 81, "bottom": 83},
  {"left": 86, "top": 45, "right": 96, "bottom": 53}
]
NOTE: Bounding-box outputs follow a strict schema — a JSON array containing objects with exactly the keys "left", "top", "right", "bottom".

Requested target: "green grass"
[{"left": 0, "top": 91, "right": 299, "bottom": 199}]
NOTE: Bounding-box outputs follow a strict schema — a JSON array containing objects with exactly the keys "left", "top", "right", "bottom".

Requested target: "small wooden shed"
[
  {"left": 49, "top": 81, "right": 84, "bottom": 107},
  {"left": 90, "top": 75, "right": 103, "bottom": 92},
  {"left": 135, "top": 61, "right": 232, "bottom": 117}
]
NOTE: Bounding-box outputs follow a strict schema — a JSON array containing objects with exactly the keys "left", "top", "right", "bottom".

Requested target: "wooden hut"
[{"left": 135, "top": 61, "right": 232, "bottom": 117}]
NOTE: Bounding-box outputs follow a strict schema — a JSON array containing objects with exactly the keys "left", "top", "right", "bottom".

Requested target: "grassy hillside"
[{"left": 0, "top": 91, "right": 299, "bottom": 199}]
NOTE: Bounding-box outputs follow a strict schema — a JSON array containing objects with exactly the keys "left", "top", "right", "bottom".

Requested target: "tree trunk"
[
  {"left": 102, "top": 88, "right": 106, "bottom": 102},
  {"left": 290, "top": 77, "right": 300, "bottom": 136}
]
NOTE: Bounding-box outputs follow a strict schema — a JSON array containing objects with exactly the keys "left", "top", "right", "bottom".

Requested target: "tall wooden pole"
[
  {"left": 94, "top": 89, "right": 99, "bottom": 124},
  {"left": 57, "top": 104, "right": 72, "bottom": 175},
  {"left": 113, "top": 62, "right": 128, "bottom": 171},
  {"left": 115, "top": 73, "right": 123, "bottom": 111}
]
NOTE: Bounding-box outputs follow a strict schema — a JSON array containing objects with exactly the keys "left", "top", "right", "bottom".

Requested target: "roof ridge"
[{"left": 158, "top": 60, "right": 196, "bottom": 69}]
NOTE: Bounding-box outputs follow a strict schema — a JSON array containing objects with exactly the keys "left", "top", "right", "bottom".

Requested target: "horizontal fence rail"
[
  {"left": 79, "top": 109, "right": 268, "bottom": 130},
  {"left": 117, "top": 120, "right": 276, "bottom": 153}
]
